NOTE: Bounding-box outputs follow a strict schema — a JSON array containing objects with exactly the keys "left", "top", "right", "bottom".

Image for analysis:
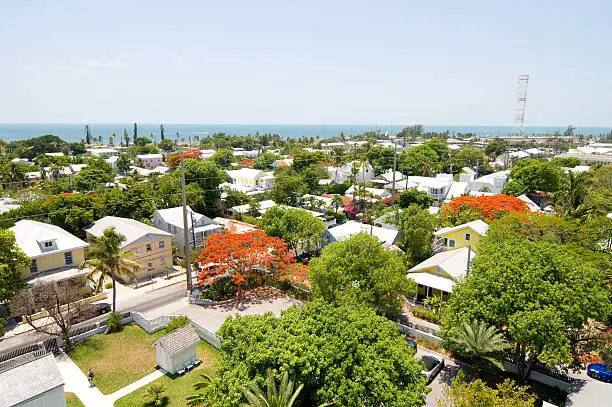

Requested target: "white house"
[
  {"left": 152, "top": 324, "right": 200, "bottom": 375},
  {"left": 224, "top": 199, "right": 277, "bottom": 217},
  {"left": 407, "top": 246, "right": 476, "bottom": 301},
  {"left": 86, "top": 148, "right": 119, "bottom": 158},
  {"left": 225, "top": 168, "right": 275, "bottom": 193},
  {"left": 345, "top": 185, "right": 391, "bottom": 201},
  {"left": 327, "top": 162, "right": 375, "bottom": 184},
  {"left": 153, "top": 206, "right": 223, "bottom": 256},
  {"left": 0, "top": 198, "right": 20, "bottom": 215},
  {"left": 0, "top": 352, "right": 66, "bottom": 407},
  {"left": 136, "top": 153, "right": 164, "bottom": 169},
  {"left": 402, "top": 175, "right": 454, "bottom": 201},
  {"left": 467, "top": 171, "right": 509, "bottom": 195},
  {"left": 325, "top": 220, "right": 399, "bottom": 246}
]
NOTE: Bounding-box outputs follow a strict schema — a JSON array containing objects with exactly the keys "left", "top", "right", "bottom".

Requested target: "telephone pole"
[{"left": 179, "top": 140, "right": 193, "bottom": 290}]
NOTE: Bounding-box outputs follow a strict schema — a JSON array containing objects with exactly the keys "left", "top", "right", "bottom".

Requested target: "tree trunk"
[
  {"left": 62, "top": 332, "right": 72, "bottom": 352},
  {"left": 112, "top": 273, "right": 117, "bottom": 314}
]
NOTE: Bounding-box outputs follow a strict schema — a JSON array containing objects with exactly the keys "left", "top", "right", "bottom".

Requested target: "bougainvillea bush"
[
  {"left": 441, "top": 194, "right": 529, "bottom": 225},
  {"left": 194, "top": 230, "right": 308, "bottom": 299}
]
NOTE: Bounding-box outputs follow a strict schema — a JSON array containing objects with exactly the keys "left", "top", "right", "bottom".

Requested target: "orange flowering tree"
[
  {"left": 167, "top": 148, "right": 202, "bottom": 167},
  {"left": 441, "top": 194, "right": 529, "bottom": 225},
  {"left": 194, "top": 230, "right": 308, "bottom": 294}
]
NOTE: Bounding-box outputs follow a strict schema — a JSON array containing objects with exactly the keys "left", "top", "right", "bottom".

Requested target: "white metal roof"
[
  {"left": 327, "top": 220, "right": 398, "bottom": 245},
  {"left": 408, "top": 271, "right": 456, "bottom": 293},
  {"left": 84, "top": 216, "right": 171, "bottom": 247},
  {"left": 408, "top": 246, "right": 475, "bottom": 280},
  {"left": 136, "top": 153, "right": 163, "bottom": 159},
  {"left": 226, "top": 168, "right": 264, "bottom": 180},
  {"left": 155, "top": 206, "right": 214, "bottom": 229},
  {"left": 406, "top": 176, "right": 452, "bottom": 189},
  {"left": 445, "top": 182, "right": 469, "bottom": 200},
  {"left": 10, "top": 220, "right": 89, "bottom": 259},
  {"left": 435, "top": 219, "right": 489, "bottom": 237}
]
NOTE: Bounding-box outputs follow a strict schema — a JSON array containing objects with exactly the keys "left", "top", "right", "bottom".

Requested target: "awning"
[{"left": 407, "top": 272, "right": 455, "bottom": 293}]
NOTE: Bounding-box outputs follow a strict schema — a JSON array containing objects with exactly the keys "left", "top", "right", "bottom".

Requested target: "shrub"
[
  {"left": 162, "top": 315, "right": 191, "bottom": 334},
  {"left": 104, "top": 281, "right": 113, "bottom": 289},
  {"left": 412, "top": 307, "right": 441, "bottom": 324},
  {"left": 143, "top": 383, "right": 167, "bottom": 406},
  {"left": 105, "top": 312, "right": 123, "bottom": 334}
]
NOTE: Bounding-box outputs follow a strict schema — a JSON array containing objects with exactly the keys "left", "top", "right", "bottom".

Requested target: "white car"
[{"left": 421, "top": 354, "right": 445, "bottom": 384}]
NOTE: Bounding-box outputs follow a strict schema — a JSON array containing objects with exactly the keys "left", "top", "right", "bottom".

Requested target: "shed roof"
[
  {"left": 152, "top": 324, "right": 200, "bottom": 357},
  {"left": 0, "top": 353, "right": 63, "bottom": 406}
]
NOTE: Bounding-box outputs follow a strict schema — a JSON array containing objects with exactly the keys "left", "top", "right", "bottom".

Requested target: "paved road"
[
  {"left": 566, "top": 371, "right": 612, "bottom": 406},
  {"left": 416, "top": 347, "right": 470, "bottom": 406},
  {"left": 0, "top": 283, "right": 186, "bottom": 353}
]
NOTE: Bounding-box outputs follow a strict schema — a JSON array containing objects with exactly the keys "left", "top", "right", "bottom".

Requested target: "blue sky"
[{"left": 1, "top": 0, "right": 610, "bottom": 125}]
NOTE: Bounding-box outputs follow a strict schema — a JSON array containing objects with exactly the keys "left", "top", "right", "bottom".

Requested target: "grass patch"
[
  {"left": 115, "top": 341, "right": 218, "bottom": 407},
  {"left": 69, "top": 324, "right": 165, "bottom": 394},
  {"left": 65, "top": 392, "right": 85, "bottom": 407}
]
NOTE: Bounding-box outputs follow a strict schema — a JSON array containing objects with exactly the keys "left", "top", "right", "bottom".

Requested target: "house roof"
[
  {"left": 435, "top": 219, "right": 489, "bottom": 237},
  {"left": 231, "top": 200, "right": 276, "bottom": 214},
  {"left": 445, "top": 181, "right": 469, "bottom": 200},
  {"left": 10, "top": 220, "right": 89, "bottom": 259},
  {"left": 84, "top": 216, "right": 171, "bottom": 247},
  {"left": 408, "top": 246, "right": 476, "bottom": 280},
  {"left": 0, "top": 353, "right": 64, "bottom": 406},
  {"left": 136, "top": 153, "right": 163, "bottom": 159},
  {"left": 226, "top": 168, "right": 264, "bottom": 180},
  {"left": 327, "top": 221, "right": 398, "bottom": 245},
  {"left": 406, "top": 176, "right": 452, "bottom": 189},
  {"left": 155, "top": 206, "right": 214, "bottom": 229},
  {"left": 152, "top": 324, "right": 200, "bottom": 357},
  {"left": 408, "top": 271, "right": 456, "bottom": 293},
  {"left": 378, "top": 171, "right": 406, "bottom": 183}
]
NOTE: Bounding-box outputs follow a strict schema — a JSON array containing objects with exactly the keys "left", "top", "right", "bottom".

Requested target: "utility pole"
[
  {"left": 190, "top": 211, "right": 197, "bottom": 249},
  {"left": 391, "top": 133, "right": 398, "bottom": 220},
  {"left": 179, "top": 139, "right": 192, "bottom": 290}
]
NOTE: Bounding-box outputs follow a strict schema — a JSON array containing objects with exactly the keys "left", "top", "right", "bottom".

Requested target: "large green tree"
[
  {"left": 191, "top": 301, "right": 427, "bottom": 407},
  {"left": 442, "top": 221, "right": 611, "bottom": 381},
  {"left": 260, "top": 206, "right": 325, "bottom": 255},
  {"left": 211, "top": 149, "right": 236, "bottom": 169},
  {"left": 401, "top": 145, "right": 440, "bottom": 176},
  {"left": 0, "top": 229, "right": 29, "bottom": 303},
  {"left": 270, "top": 169, "right": 307, "bottom": 206},
  {"left": 309, "top": 233, "right": 414, "bottom": 315},
  {"left": 176, "top": 159, "right": 225, "bottom": 216},
  {"left": 253, "top": 152, "right": 281, "bottom": 170},
  {"left": 396, "top": 204, "right": 437, "bottom": 266},
  {"left": 503, "top": 159, "right": 562, "bottom": 195}
]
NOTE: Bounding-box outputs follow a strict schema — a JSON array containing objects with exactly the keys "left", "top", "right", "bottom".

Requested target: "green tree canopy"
[
  {"left": 253, "top": 152, "right": 281, "bottom": 170},
  {"left": 396, "top": 204, "right": 436, "bottom": 266},
  {"left": 484, "top": 139, "right": 508, "bottom": 159},
  {"left": 401, "top": 145, "right": 440, "bottom": 176},
  {"left": 503, "top": 159, "right": 562, "bottom": 195},
  {"left": 309, "top": 233, "right": 414, "bottom": 315},
  {"left": 398, "top": 189, "right": 435, "bottom": 209},
  {"left": 0, "top": 229, "right": 29, "bottom": 303},
  {"left": 211, "top": 149, "right": 236, "bottom": 169},
  {"left": 270, "top": 168, "right": 307, "bottom": 206},
  {"left": 441, "top": 220, "right": 611, "bottom": 381},
  {"left": 192, "top": 300, "right": 426, "bottom": 407},
  {"left": 259, "top": 206, "right": 325, "bottom": 255},
  {"left": 173, "top": 159, "right": 225, "bottom": 216}
]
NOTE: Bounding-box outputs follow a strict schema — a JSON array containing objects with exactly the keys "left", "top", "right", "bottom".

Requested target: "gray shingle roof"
[
  {"left": 0, "top": 353, "right": 64, "bottom": 406},
  {"left": 152, "top": 324, "right": 200, "bottom": 357}
]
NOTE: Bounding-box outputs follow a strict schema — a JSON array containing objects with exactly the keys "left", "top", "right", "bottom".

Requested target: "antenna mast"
[{"left": 515, "top": 74, "right": 529, "bottom": 138}]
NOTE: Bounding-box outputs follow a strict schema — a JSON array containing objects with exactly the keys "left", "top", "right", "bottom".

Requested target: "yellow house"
[
  {"left": 433, "top": 219, "right": 489, "bottom": 253},
  {"left": 10, "top": 220, "right": 89, "bottom": 278},
  {"left": 84, "top": 216, "right": 173, "bottom": 279},
  {"left": 407, "top": 246, "right": 476, "bottom": 301}
]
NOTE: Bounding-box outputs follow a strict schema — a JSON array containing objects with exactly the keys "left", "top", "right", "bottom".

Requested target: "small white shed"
[{"left": 152, "top": 325, "right": 200, "bottom": 374}]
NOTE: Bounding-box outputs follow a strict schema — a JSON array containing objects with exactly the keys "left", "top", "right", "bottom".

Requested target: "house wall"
[
  {"left": 410, "top": 266, "right": 454, "bottom": 300},
  {"left": 15, "top": 385, "right": 66, "bottom": 407},
  {"left": 138, "top": 157, "right": 163, "bottom": 169},
  {"left": 86, "top": 233, "right": 172, "bottom": 278},
  {"left": 435, "top": 228, "right": 482, "bottom": 252},
  {"left": 156, "top": 346, "right": 172, "bottom": 373},
  {"left": 169, "top": 345, "right": 197, "bottom": 373},
  {"left": 21, "top": 248, "right": 87, "bottom": 277}
]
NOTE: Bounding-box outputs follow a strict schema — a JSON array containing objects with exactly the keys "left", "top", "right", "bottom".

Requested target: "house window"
[
  {"left": 148, "top": 262, "right": 152, "bottom": 268},
  {"left": 30, "top": 259, "right": 38, "bottom": 274},
  {"left": 64, "top": 252, "right": 73, "bottom": 265},
  {"left": 159, "top": 241, "right": 165, "bottom": 249},
  {"left": 44, "top": 241, "right": 53, "bottom": 248},
  {"left": 465, "top": 233, "right": 471, "bottom": 241},
  {"left": 448, "top": 239, "right": 456, "bottom": 248},
  {"left": 146, "top": 244, "right": 152, "bottom": 251}
]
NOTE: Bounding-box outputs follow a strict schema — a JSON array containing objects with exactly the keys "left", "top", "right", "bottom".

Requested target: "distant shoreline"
[{"left": 0, "top": 123, "right": 610, "bottom": 143}]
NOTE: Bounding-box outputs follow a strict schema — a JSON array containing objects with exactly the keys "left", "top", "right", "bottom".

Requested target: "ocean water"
[{"left": 0, "top": 123, "right": 609, "bottom": 143}]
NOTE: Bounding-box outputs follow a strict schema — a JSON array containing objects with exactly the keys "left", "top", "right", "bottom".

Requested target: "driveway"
[
  {"left": 566, "top": 370, "right": 612, "bottom": 406},
  {"left": 416, "top": 347, "right": 474, "bottom": 406}
]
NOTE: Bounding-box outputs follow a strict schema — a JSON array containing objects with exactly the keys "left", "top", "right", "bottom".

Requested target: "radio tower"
[{"left": 515, "top": 74, "right": 529, "bottom": 137}]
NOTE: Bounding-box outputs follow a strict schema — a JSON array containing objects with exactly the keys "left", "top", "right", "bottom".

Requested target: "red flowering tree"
[
  {"left": 441, "top": 194, "right": 528, "bottom": 225},
  {"left": 167, "top": 149, "right": 202, "bottom": 167},
  {"left": 194, "top": 230, "right": 308, "bottom": 293}
]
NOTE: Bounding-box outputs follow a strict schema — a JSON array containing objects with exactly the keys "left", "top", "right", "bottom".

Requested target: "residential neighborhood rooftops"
[
  {"left": 10, "top": 220, "right": 88, "bottom": 259},
  {"left": 84, "top": 216, "right": 171, "bottom": 247},
  {"left": 435, "top": 219, "right": 489, "bottom": 237},
  {"left": 152, "top": 324, "right": 200, "bottom": 357},
  {"left": 136, "top": 153, "right": 163, "bottom": 159},
  {"left": 227, "top": 168, "right": 267, "bottom": 180},
  {"left": 155, "top": 206, "right": 214, "bottom": 229},
  {"left": 0, "top": 353, "right": 64, "bottom": 407}
]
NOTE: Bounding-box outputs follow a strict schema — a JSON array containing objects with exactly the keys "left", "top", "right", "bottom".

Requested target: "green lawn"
[
  {"left": 115, "top": 341, "right": 218, "bottom": 407},
  {"left": 69, "top": 325, "right": 166, "bottom": 394},
  {"left": 65, "top": 392, "right": 85, "bottom": 407}
]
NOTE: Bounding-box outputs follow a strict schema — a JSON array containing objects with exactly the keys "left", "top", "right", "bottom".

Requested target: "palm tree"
[
  {"left": 0, "top": 161, "right": 26, "bottom": 190},
  {"left": 331, "top": 195, "right": 344, "bottom": 214},
  {"left": 239, "top": 370, "right": 333, "bottom": 407},
  {"left": 455, "top": 320, "right": 508, "bottom": 365},
  {"left": 553, "top": 170, "right": 592, "bottom": 218},
  {"left": 80, "top": 227, "right": 140, "bottom": 313}
]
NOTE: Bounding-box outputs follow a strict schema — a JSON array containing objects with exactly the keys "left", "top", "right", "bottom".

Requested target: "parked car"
[
  {"left": 92, "top": 302, "right": 111, "bottom": 315},
  {"left": 587, "top": 363, "right": 612, "bottom": 383},
  {"left": 421, "top": 354, "right": 445, "bottom": 384},
  {"left": 405, "top": 337, "right": 417, "bottom": 351}
]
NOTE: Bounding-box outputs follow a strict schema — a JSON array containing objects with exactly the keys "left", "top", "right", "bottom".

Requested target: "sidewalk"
[{"left": 56, "top": 351, "right": 165, "bottom": 406}]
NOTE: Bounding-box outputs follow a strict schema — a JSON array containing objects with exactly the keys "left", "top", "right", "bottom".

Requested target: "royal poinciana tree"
[
  {"left": 194, "top": 231, "right": 308, "bottom": 292},
  {"left": 167, "top": 148, "right": 203, "bottom": 167},
  {"left": 440, "top": 194, "right": 529, "bottom": 226}
]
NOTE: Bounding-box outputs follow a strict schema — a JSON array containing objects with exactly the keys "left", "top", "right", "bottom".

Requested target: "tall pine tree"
[
  {"left": 133, "top": 123, "right": 138, "bottom": 140},
  {"left": 123, "top": 128, "right": 129, "bottom": 146},
  {"left": 160, "top": 124, "right": 165, "bottom": 140},
  {"left": 85, "top": 124, "right": 91, "bottom": 145}
]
